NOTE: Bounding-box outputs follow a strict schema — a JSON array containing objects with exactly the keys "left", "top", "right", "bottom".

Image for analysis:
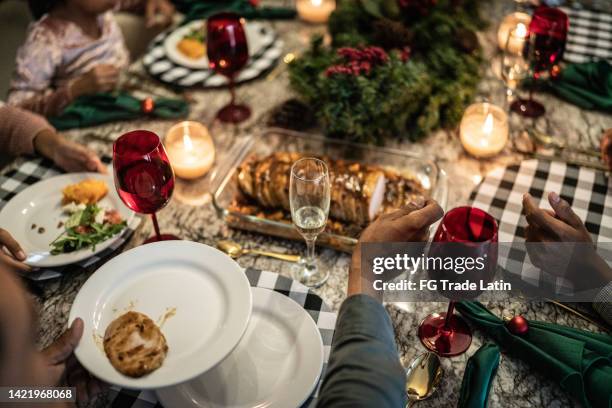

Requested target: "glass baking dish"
[{"left": 212, "top": 128, "right": 448, "bottom": 252}]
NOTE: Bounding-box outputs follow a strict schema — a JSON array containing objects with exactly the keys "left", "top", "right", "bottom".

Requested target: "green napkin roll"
[
  {"left": 542, "top": 60, "right": 612, "bottom": 112},
  {"left": 173, "top": 0, "right": 296, "bottom": 23},
  {"left": 458, "top": 343, "right": 501, "bottom": 408},
  {"left": 456, "top": 301, "right": 612, "bottom": 408},
  {"left": 49, "top": 93, "right": 189, "bottom": 131}
]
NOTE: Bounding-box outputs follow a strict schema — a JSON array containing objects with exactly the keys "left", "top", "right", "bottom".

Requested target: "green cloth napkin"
[
  {"left": 173, "top": 0, "right": 296, "bottom": 23},
  {"left": 458, "top": 343, "right": 501, "bottom": 408},
  {"left": 49, "top": 93, "right": 189, "bottom": 131},
  {"left": 543, "top": 60, "right": 612, "bottom": 112},
  {"left": 456, "top": 301, "right": 612, "bottom": 408}
]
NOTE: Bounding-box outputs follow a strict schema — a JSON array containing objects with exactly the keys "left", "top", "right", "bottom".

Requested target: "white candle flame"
[
  {"left": 483, "top": 113, "right": 494, "bottom": 135},
  {"left": 183, "top": 133, "right": 194, "bottom": 152},
  {"left": 311, "top": 0, "right": 322, "bottom": 6},
  {"left": 516, "top": 23, "right": 527, "bottom": 38}
]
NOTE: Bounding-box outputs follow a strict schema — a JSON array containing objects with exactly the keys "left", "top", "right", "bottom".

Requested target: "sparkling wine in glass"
[
  {"left": 418, "top": 206, "right": 498, "bottom": 357},
  {"left": 113, "top": 130, "right": 179, "bottom": 244},
  {"left": 207, "top": 12, "right": 251, "bottom": 124},
  {"left": 290, "top": 158, "right": 331, "bottom": 288},
  {"left": 512, "top": 6, "right": 568, "bottom": 118}
]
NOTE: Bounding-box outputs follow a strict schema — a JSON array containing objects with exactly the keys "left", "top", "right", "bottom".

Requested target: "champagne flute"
[
  {"left": 290, "top": 158, "right": 331, "bottom": 288},
  {"left": 418, "top": 206, "right": 498, "bottom": 357},
  {"left": 502, "top": 26, "right": 529, "bottom": 103},
  {"left": 113, "top": 130, "right": 179, "bottom": 244},
  {"left": 207, "top": 12, "right": 251, "bottom": 124}
]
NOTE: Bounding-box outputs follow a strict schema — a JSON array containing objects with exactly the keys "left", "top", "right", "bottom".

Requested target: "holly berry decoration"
[
  {"left": 141, "top": 97, "right": 155, "bottom": 114},
  {"left": 505, "top": 315, "right": 529, "bottom": 335}
]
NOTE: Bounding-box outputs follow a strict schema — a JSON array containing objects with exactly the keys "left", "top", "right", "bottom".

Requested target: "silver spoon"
[{"left": 404, "top": 352, "right": 443, "bottom": 408}]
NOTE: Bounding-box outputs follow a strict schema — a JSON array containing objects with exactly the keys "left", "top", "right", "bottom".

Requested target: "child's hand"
[
  {"left": 70, "top": 65, "right": 119, "bottom": 98},
  {"left": 146, "top": 0, "right": 175, "bottom": 28}
]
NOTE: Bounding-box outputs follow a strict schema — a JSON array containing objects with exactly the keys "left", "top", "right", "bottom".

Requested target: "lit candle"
[
  {"left": 165, "top": 121, "right": 215, "bottom": 180},
  {"left": 460, "top": 103, "right": 509, "bottom": 159},
  {"left": 497, "top": 12, "right": 531, "bottom": 53},
  {"left": 296, "top": 0, "right": 336, "bottom": 24}
]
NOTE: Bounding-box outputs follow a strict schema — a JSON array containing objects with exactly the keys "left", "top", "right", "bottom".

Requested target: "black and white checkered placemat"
[
  {"left": 561, "top": 7, "right": 612, "bottom": 64},
  {"left": 0, "top": 156, "right": 141, "bottom": 281},
  {"left": 143, "top": 21, "right": 283, "bottom": 88},
  {"left": 470, "top": 159, "right": 611, "bottom": 288},
  {"left": 105, "top": 268, "right": 336, "bottom": 408}
]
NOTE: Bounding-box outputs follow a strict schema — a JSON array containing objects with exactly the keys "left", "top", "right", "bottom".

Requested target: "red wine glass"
[
  {"left": 207, "top": 12, "right": 251, "bottom": 124},
  {"left": 511, "top": 6, "right": 568, "bottom": 118},
  {"left": 113, "top": 130, "right": 179, "bottom": 244},
  {"left": 418, "top": 206, "right": 498, "bottom": 357}
]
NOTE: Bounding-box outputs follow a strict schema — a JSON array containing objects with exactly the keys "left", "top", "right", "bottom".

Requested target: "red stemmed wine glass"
[
  {"left": 418, "top": 207, "right": 498, "bottom": 357},
  {"left": 113, "top": 130, "right": 179, "bottom": 244},
  {"left": 511, "top": 6, "right": 568, "bottom": 118},
  {"left": 207, "top": 12, "right": 251, "bottom": 124}
]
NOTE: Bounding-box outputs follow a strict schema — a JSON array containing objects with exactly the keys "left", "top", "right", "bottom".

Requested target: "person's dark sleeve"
[{"left": 316, "top": 294, "right": 406, "bottom": 408}]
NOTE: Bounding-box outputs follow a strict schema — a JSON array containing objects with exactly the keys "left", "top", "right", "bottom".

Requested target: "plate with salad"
[{"left": 0, "top": 173, "right": 135, "bottom": 268}]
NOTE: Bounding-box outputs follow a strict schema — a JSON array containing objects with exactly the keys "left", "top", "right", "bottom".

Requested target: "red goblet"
[
  {"left": 511, "top": 6, "right": 568, "bottom": 118},
  {"left": 113, "top": 130, "right": 179, "bottom": 244},
  {"left": 207, "top": 12, "right": 251, "bottom": 124},
  {"left": 418, "top": 206, "right": 498, "bottom": 357}
]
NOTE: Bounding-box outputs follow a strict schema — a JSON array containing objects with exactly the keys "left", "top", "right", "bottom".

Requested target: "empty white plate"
[
  {"left": 164, "top": 20, "right": 275, "bottom": 70},
  {"left": 0, "top": 172, "right": 135, "bottom": 268},
  {"left": 69, "top": 241, "right": 252, "bottom": 390},
  {"left": 156, "top": 287, "right": 324, "bottom": 408}
]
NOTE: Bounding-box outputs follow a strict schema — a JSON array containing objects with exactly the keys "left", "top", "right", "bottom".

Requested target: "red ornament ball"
[
  {"left": 506, "top": 315, "right": 529, "bottom": 335},
  {"left": 141, "top": 97, "right": 155, "bottom": 114}
]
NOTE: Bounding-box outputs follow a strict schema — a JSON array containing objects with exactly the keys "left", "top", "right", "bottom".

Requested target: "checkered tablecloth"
[
  {"left": 105, "top": 268, "right": 336, "bottom": 408},
  {"left": 470, "top": 159, "right": 612, "bottom": 289},
  {"left": 0, "top": 156, "right": 141, "bottom": 281},
  {"left": 561, "top": 7, "right": 612, "bottom": 64}
]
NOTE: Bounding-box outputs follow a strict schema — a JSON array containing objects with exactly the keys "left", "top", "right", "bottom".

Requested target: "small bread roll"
[{"left": 103, "top": 311, "right": 168, "bottom": 378}]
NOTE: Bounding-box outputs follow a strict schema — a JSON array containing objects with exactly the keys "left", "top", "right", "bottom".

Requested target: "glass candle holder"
[
  {"left": 296, "top": 0, "right": 336, "bottom": 24},
  {"left": 165, "top": 121, "right": 215, "bottom": 180},
  {"left": 497, "top": 12, "right": 531, "bottom": 52},
  {"left": 459, "top": 103, "right": 509, "bottom": 159}
]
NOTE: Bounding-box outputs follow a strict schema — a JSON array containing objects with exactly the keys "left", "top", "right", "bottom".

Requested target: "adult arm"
[
  {"left": 0, "top": 105, "right": 54, "bottom": 157},
  {"left": 317, "top": 201, "right": 443, "bottom": 407}
]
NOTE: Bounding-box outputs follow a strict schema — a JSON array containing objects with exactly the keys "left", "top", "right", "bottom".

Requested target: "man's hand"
[
  {"left": 34, "top": 130, "right": 106, "bottom": 174},
  {"left": 349, "top": 199, "right": 444, "bottom": 298},
  {"left": 146, "top": 0, "right": 175, "bottom": 28},
  {"left": 523, "top": 192, "right": 611, "bottom": 290},
  {"left": 0, "top": 228, "right": 30, "bottom": 273},
  {"left": 42, "top": 318, "right": 106, "bottom": 407}
]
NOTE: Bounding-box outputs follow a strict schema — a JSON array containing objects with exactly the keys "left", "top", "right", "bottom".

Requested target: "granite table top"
[{"left": 3, "top": 0, "right": 611, "bottom": 407}]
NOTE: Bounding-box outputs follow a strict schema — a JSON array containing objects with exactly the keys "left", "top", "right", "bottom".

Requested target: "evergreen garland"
[{"left": 288, "top": 0, "right": 486, "bottom": 144}]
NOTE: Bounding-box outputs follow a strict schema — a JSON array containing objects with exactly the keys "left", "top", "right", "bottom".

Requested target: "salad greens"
[{"left": 50, "top": 204, "right": 126, "bottom": 255}]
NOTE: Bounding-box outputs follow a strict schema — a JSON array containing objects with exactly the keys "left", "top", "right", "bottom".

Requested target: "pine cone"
[
  {"left": 371, "top": 18, "right": 413, "bottom": 50},
  {"left": 268, "top": 99, "right": 316, "bottom": 131}
]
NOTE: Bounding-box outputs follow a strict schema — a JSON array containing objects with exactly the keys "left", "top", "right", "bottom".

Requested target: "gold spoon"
[
  {"left": 405, "top": 352, "right": 443, "bottom": 407},
  {"left": 217, "top": 240, "right": 301, "bottom": 263}
]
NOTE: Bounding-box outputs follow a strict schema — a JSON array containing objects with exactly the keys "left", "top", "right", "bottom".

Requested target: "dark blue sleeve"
[{"left": 316, "top": 294, "right": 406, "bottom": 408}]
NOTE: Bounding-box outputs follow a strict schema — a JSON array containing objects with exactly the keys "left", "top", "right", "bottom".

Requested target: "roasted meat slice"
[{"left": 237, "top": 153, "right": 386, "bottom": 225}]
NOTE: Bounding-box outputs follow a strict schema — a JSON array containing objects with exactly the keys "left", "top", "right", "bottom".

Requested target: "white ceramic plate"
[
  {"left": 164, "top": 20, "right": 274, "bottom": 70},
  {"left": 156, "top": 287, "right": 324, "bottom": 408},
  {"left": 0, "top": 172, "right": 135, "bottom": 268},
  {"left": 69, "top": 241, "right": 252, "bottom": 390}
]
